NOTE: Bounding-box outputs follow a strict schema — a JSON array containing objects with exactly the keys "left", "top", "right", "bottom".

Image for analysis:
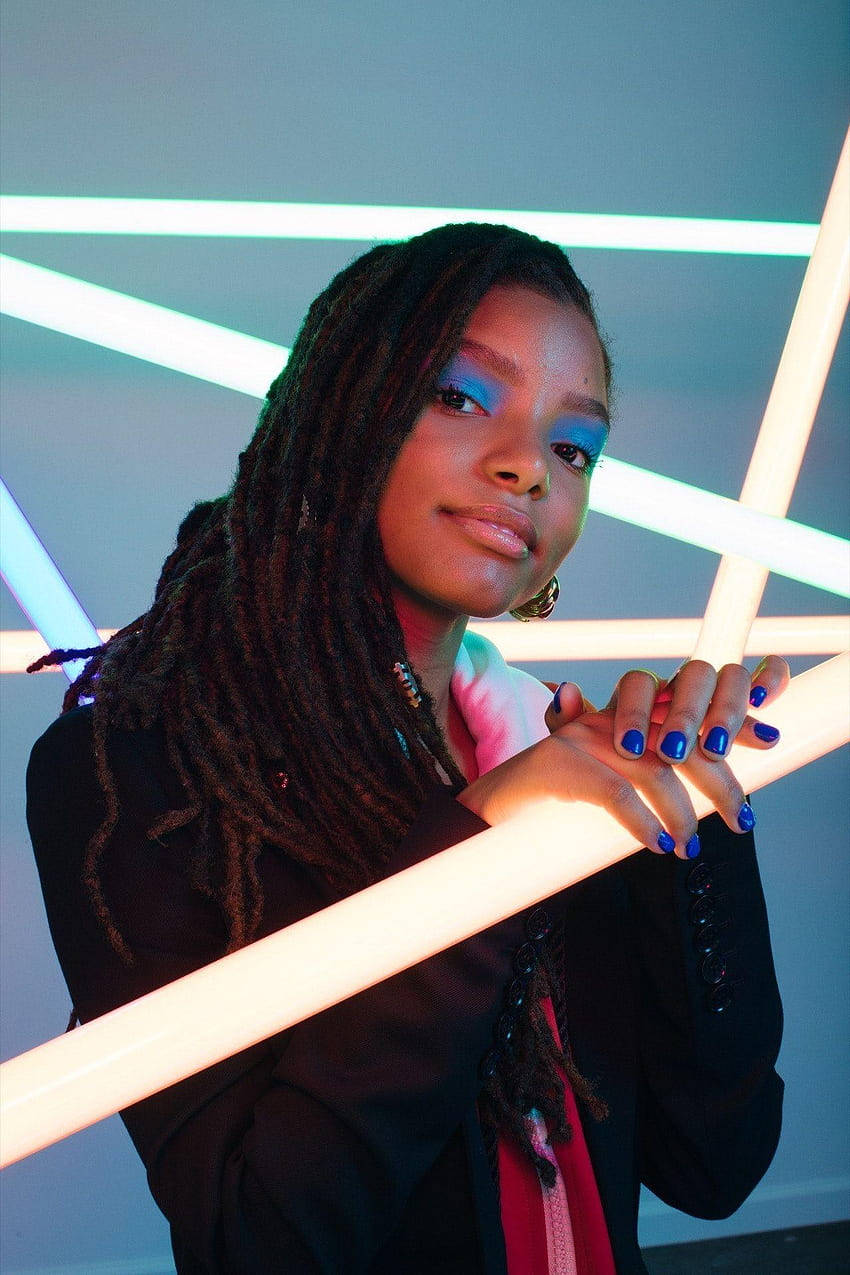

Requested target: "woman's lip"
[
  {"left": 445, "top": 504, "right": 538, "bottom": 549},
  {"left": 441, "top": 511, "right": 531, "bottom": 560}
]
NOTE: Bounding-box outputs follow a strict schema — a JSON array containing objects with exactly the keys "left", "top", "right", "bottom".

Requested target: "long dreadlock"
[{"left": 30, "top": 221, "right": 611, "bottom": 1190}]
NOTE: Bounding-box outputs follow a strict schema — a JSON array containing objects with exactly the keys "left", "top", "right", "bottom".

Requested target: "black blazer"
[{"left": 26, "top": 705, "right": 784, "bottom": 1274}]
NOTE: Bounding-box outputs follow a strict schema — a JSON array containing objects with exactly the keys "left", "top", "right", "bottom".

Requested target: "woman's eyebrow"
[{"left": 459, "top": 338, "right": 610, "bottom": 428}]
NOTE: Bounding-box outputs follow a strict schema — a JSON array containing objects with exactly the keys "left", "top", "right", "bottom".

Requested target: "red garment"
[{"left": 497, "top": 996, "right": 617, "bottom": 1275}]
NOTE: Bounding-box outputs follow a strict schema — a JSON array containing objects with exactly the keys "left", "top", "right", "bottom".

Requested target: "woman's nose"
[{"left": 485, "top": 439, "right": 551, "bottom": 498}]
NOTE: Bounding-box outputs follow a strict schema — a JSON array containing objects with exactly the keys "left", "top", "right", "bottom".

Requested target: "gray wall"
[{"left": 1, "top": 1, "right": 847, "bottom": 1269}]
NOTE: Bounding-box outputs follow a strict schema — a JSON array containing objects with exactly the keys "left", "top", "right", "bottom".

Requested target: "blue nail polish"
[
  {"left": 737, "top": 802, "right": 756, "bottom": 832},
  {"left": 553, "top": 683, "right": 565, "bottom": 714},
  {"left": 621, "top": 729, "right": 644, "bottom": 756},
  {"left": 704, "top": 726, "right": 729, "bottom": 755},
  {"left": 749, "top": 685, "right": 767, "bottom": 707},
  {"left": 685, "top": 834, "right": 701, "bottom": 859},
  {"left": 753, "top": 722, "right": 780, "bottom": 742},
  {"left": 660, "top": 731, "right": 687, "bottom": 761},
  {"left": 657, "top": 831, "right": 675, "bottom": 853}
]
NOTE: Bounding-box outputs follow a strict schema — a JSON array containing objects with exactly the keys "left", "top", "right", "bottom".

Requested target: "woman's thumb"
[{"left": 545, "top": 680, "right": 585, "bottom": 733}]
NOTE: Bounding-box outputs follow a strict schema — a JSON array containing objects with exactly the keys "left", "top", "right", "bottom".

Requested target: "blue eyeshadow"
[
  {"left": 437, "top": 356, "right": 504, "bottom": 412},
  {"left": 549, "top": 416, "right": 609, "bottom": 461}
]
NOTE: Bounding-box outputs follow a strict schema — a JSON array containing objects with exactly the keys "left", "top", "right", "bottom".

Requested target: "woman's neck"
[
  {"left": 389, "top": 587, "right": 480, "bottom": 782},
  {"left": 390, "top": 587, "right": 468, "bottom": 741}
]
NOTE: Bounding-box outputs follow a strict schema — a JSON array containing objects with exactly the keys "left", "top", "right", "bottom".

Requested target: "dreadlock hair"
[{"left": 30, "top": 221, "right": 611, "bottom": 1191}]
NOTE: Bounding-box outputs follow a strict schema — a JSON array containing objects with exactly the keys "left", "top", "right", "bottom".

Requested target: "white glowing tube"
[
  {"left": 5, "top": 616, "right": 848, "bottom": 675},
  {"left": 0, "top": 255, "right": 288, "bottom": 397},
  {"left": 0, "top": 195, "right": 818, "bottom": 256},
  {"left": 694, "top": 127, "right": 850, "bottom": 667},
  {"left": 0, "top": 480, "right": 100, "bottom": 681},
  {"left": 589, "top": 459, "right": 849, "bottom": 596},
  {"left": 1, "top": 652, "right": 847, "bottom": 1169},
  {"left": 467, "top": 616, "right": 850, "bottom": 663}
]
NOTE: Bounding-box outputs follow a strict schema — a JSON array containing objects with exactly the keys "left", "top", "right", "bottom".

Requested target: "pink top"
[{"left": 496, "top": 997, "right": 617, "bottom": 1275}]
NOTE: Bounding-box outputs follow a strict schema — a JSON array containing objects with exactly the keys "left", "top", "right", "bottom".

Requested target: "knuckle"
[
  {"left": 672, "top": 704, "right": 703, "bottom": 731},
  {"left": 709, "top": 695, "right": 744, "bottom": 724},
  {"left": 606, "top": 776, "right": 637, "bottom": 809},
  {"left": 643, "top": 755, "right": 674, "bottom": 784}
]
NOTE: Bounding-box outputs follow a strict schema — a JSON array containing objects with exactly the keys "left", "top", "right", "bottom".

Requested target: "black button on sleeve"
[
  {"left": 688, "top": 895, "right": 717, "bottom": 928},
  {"left": 504, "top": 977, "right": 528, "bottom": 1011},
  {"left": 700, "top": 951, "right": 728, "bottom": 985},
  {"left": 693, "top": 922, "right": 724, "bottom": 956},
  {"left": 707, "top": 981, "right": 734, "bottom": 1013},
  {"left": 512, "top": 942, "right": 537, "bottom": 977},
  {"left": 496, "top": 1011, "right": 518, "bottom": 1047},
  {"left": 686, "top": 862, "right": 714, "bottom": 896},
  {"left": 525, "top": 907, "right": 551, "bottom": 942}
]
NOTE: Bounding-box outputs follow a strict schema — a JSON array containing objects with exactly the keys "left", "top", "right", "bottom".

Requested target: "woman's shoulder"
[{"left": 27, "top": 702, "right": 180, "bottom": 818}]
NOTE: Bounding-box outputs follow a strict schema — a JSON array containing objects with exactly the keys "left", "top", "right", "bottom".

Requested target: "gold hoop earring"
[{"left": 509, "top": 575, "right": 559, "bottom": 622}]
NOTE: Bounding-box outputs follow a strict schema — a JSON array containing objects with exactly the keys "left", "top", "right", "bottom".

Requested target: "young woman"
[{"left": 26, "top": 222, "right": 786, "bottom": 1275}]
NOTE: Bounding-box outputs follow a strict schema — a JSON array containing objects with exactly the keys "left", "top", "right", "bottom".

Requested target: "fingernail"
[
  {"left": 704, "top": 726, "right": 729, "bottom": 756},
  {"left": 737, "top": 801, "right": 756, "bottom": 832},
  {"left": 657, "top": 831, "right": 675, "bottom": 853},
  {"left": 685, "top": 834, "right": 701, "bottom": 859},
  {"left": 660, "top": 731, "right": 687, "bottom": 761},
  {"left": 621, "top": 729, "right": 644, "bottom": 756},
  {"left": 749, "top": 685, "right": 767, "bottom": 707},
  {"left": 753, "top": 722, "right": 780, "bottom": 743},
  {"left": 552, "top": 682, "right": 566, "bottom": 714}
]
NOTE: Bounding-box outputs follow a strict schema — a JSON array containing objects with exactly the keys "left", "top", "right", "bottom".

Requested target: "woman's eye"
[
  {"left": 435, "top": 384, "right": 482, "bottom": 414},
  {"left": 552, "top": 442, "right": 594, "bottom": 473}
]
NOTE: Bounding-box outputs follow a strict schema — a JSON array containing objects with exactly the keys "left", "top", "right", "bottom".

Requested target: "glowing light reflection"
[{"left": 0, "top": 195, "right": 818, "bottom": 256}]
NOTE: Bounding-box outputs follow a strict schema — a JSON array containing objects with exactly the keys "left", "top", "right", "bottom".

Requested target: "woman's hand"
[{"left": 457, "top": 657, "right": 789, "bottom": 860}]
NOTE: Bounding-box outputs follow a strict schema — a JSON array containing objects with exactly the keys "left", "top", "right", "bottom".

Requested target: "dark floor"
[{"left": 643, "top": 1220, "right": 849, "bottom": 1274}]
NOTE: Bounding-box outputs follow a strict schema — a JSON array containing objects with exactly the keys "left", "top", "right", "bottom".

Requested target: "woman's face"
[{"left": 377, "top": 282, "right": 609, "bottom": 621}]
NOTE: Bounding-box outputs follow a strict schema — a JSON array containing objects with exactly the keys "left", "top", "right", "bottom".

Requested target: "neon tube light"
[
  {"left": 0, "top": 255, "right": 287, "bottom": 397},
  {"left": 694, "top": 127, "right": 850, "bottom": 666},
  {"left": 2, "top": 255, "right": 846, "bottom": 592},
  {"left": 469, "top": 616, "right": 850, "bottom": 662},
  {"left": 592, "top": 459, "right": 849, "bottom": 597},
  {"left": 4, "top": 616, "right": 849, "bottom": 675},
  {"left": 0, "top": 480, "right": 100, "bottom": 681},
  {"left": 0, "top": 195, "right": 818, "bottom": 257},
  {"left": 1, "top": 652, "right": 846, "bottom": 1169}
]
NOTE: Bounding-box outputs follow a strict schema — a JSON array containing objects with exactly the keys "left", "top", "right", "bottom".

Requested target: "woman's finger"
[
  {"left": 609, "top": 669, "right": 661, "bottom": 760},
  {"left": 544, "top": 681, "right": 585, "bottom": 733},
  {"left": 728, "top": 714, "right": 782, "bottom": 749},
  {"left": 550, "top": 737, "right": 683, "bottom": 858},
  {"left": 655, "top": 659, "right": 717, "bottom": 764},
  {"left": 747, "top": 654, "right": 792, "bottom": 709},
  {"left": 697, "top": 662, "right": 751, "bottom": 760},
  {"left": 680, "top": 744, "right": 756, "bottom": 836},
  {"left": 627, "top": 749, "right": 700, "bottom": 859},
  {"left": 555, "top": 719, "right": 700, "bottom": 859},
  {"left": 546, "top": 682, "right": 598, "bottom": 733}
]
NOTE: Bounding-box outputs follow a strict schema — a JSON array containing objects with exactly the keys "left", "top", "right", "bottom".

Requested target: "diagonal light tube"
[
  {"left": 0, "top": 195, "right": 818, "bottom": 256},
  {"left": 0, "top": 480, "right": 100, "bottom": 681},
  {"left": 0, "top": 254, "right": 286, "bottom": 396},
  {"left": 1, "top": 651, "right": 847, "bottom": 1169},
  {"left": 2, "top": 255, "right": 847, "bottom": 595},
  {"left": 694, "top": 127, "right": 850, "bottom": 667}
]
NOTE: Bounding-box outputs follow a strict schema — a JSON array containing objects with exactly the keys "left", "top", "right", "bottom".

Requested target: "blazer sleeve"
[
  {"left": 26, "top": 707, "right": 527, "bottom": 1275},
  {"left": 617, "top": 810, "right": 784, "bottom": 1219}
]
